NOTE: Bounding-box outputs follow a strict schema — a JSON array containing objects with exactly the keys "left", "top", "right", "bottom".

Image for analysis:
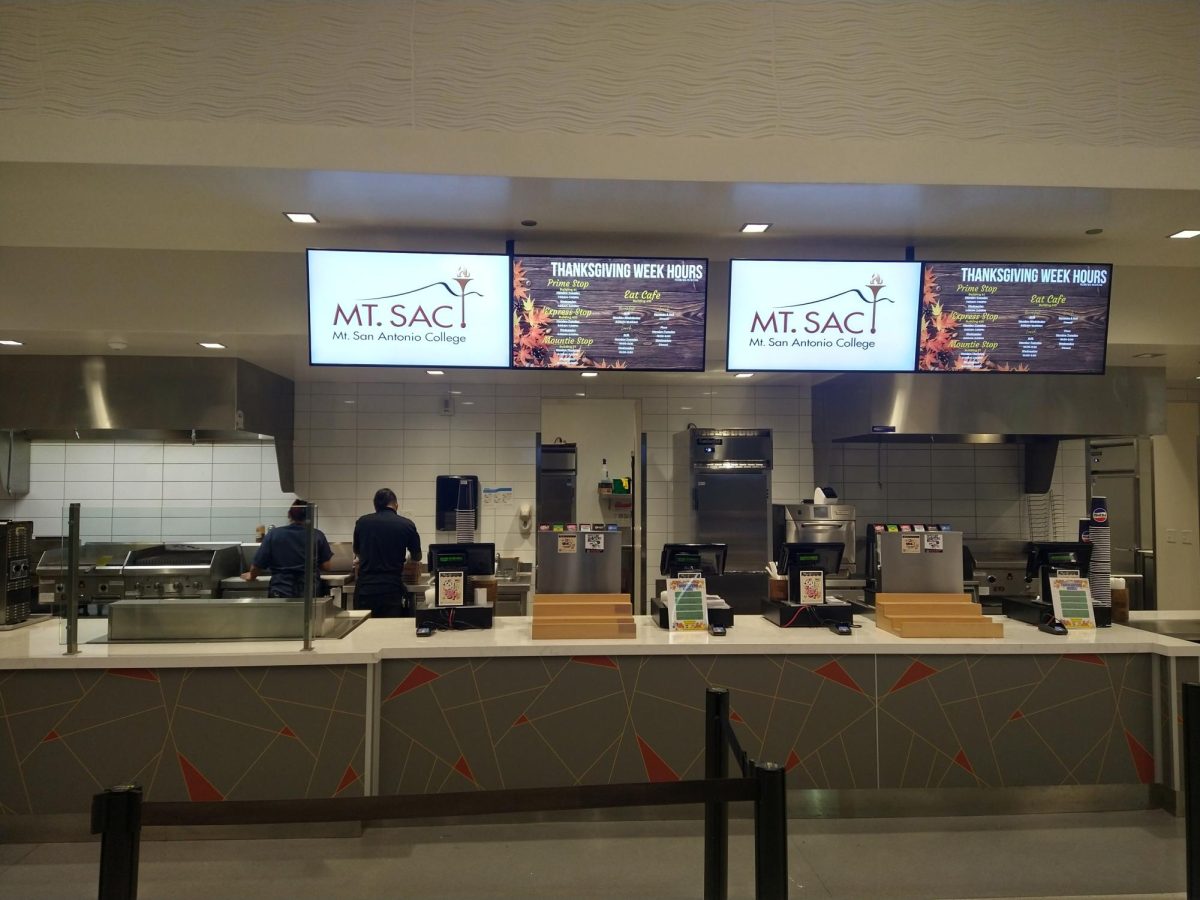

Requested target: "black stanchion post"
[
  {"left": 1183, "top": 682, "right": 1200, "bottom": 897},
  {"left": 91, "top": 784, "right": 143, "bottom": 900},
  {"left": 704, "top": 688, "right": 730, "bottom": 900},
  {"left": 753, "top": 762, "right": 788, "bottom": 900}
]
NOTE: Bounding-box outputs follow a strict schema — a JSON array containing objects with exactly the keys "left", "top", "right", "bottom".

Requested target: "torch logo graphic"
[
  {"left": 453, "top": 267, "right": 473, "bottom": 329},
  {"left": 866, "top": 274, "right": 885, "bottom": 334}
]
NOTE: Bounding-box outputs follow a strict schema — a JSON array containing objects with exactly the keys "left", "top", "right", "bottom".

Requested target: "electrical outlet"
[
  {"left": 1167, "top": 529, "right": 1179, "bottom": 544},
  {"left": 1184, "top": 530, "right": 1195, "bottom": 545}
]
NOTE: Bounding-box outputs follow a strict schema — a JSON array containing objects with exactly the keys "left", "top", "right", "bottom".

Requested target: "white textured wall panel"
[{"left": 1, "top": 0, "right": 1197, "bottom": 147}]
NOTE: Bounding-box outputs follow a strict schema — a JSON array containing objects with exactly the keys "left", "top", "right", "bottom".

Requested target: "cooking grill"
[{"left": 123, "top": 543, "right": 241, "bottom": 598}]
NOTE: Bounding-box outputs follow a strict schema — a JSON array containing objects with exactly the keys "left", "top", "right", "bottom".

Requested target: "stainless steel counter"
[{"left": 106, "top": 596, "right": 364, "bottom": 641}]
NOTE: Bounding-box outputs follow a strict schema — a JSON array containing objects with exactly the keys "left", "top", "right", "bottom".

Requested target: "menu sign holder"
[
  {"left": 667, "top": 575, "right": 709, "bottom": 631},
  {"left": 1049, "top": 574, "right": 1096, "bottom": 630}
]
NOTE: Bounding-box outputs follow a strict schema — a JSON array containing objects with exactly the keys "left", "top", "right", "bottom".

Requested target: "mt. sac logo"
[
  {"left": 332, "top": 267, "right": 484, "bottom": 331},
  {"left": 750, "top": 274, "right": 895, "bottom": 336}
]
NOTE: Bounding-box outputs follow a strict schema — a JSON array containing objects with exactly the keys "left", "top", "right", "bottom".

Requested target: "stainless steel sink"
[{"left": 107, "top": 597, "right": 364, "bottom": 641}]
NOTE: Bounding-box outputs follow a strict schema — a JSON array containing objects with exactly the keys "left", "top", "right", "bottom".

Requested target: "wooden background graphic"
[
  {"left": 513, "top": 257, "right": 706, "bottom": 370},
  {"left": 919, "top": 264, "right": 1109, "bottom": 373}
]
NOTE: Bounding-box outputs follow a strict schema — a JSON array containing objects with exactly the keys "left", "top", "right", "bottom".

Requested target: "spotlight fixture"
[
  {"left": 427, "top": 370, "right": 445, "bottom": 375},
  {"left": 581, "top": 371, "right": 598, "bottom": 378},
  {"left": 197, "top": 342, "right": 226, "bottom": 350},
  {"left": 740, "top": 223, "right": 771, "bottom": 233},
  {"left": 284, "top": 212, "right": 319, "bottom": 224}
]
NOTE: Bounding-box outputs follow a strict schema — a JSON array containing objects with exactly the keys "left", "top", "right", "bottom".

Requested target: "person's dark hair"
[
  {"left": 288, "top": 499, "right": 310, "bottom": 523},
  {"left": 373, "top": 488, "right": 397, "bottom": 512}
]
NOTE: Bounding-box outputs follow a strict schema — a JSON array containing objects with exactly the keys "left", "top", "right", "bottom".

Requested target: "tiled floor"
[{"left": 0, "top": 809, "right": 1186, "bottom": 899}]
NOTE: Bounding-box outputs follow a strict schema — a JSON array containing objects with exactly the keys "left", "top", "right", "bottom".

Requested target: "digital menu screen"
[
  {"left": 308, "top": 250, "right": 511, "bottom": 368},
  {"left": 918, "top": 262, "right": 1111, "bottom": 373},
  {"left": 727, "top": 260, "right": 922, "bottom": 372},
  {"left": 512, "top": 256, "right": 708, "bottom": 370}
]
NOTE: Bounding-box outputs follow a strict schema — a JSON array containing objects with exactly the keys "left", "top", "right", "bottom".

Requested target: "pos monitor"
[
  {"left": 777, "top": 542, "right": 845, "bottom": 577},
  {"left": 659, "top": 543, "right": 727, "bottom": 578},
  {"left": 427, "top": 543, "right": 496, "bottom": 576}
]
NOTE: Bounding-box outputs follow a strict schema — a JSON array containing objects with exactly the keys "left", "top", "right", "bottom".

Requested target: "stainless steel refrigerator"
[
  {"left": 537, "top": 443, "right": 577, "bottom": 525},
  {"left": 679, "top": 428, "right": 772, "bottom": 572}
]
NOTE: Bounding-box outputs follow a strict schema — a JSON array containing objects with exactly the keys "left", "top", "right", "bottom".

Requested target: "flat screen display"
[
  {"left": 308, "top": 249, "right": 511, "bottom": 368},
  {"left": 726, "top": 260, "right": 922, "bottom": 372},
  {"left": 511, "top": 256, "right": 708, "bottom": 370},
  {"left": 918, "top": 262, "right": 1111, "bottom": 373}
]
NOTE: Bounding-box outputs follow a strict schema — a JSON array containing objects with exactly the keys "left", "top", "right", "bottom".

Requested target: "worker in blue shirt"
[{"left": 242, "top": 499, "right": 333, "bottom": 597}]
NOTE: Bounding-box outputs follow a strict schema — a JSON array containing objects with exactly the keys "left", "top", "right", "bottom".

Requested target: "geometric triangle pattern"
[
  {"left": 378, "top": 652, "right": 1156, "bottom": 796},
  {"left": 0, "top": 664, "right": 367, "bottom": 814}
]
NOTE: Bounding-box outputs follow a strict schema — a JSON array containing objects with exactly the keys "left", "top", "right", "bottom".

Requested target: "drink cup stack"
[{"left": 1089, "top": 496, "right": 1111, "bottom": 605}]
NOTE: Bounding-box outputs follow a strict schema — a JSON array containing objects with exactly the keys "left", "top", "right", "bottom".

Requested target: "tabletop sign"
[
  {"left": 727, "top": 260, "right": 922, "bottom": 372},
  {"left": 918, "top": 262, "right": 1111, "bottom": 373},
  {"left": 1049, "top": 575, "right": 1096, "bottom": 629},
  {"left": 667, "top": 575, "right": 709, "bottom": 631},
  {"left": 512, "top": 256, "right": 708, "bottom": 371}
]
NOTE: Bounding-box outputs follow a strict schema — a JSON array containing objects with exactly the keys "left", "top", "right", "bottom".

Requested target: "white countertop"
[{"left": 0, "top": 611, "right": 1197, "bottom": 669}]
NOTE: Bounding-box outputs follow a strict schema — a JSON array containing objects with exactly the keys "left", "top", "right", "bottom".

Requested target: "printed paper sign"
[
  {"left": 557, "top": 535, "right": 577, "bottom": 554},
  {"left": 437, "top": 571, "right": 464, "bottom": 607},
  {"left": 923, "top": 533, "right": 944, "bottom": 553},
  {"left": 901, "top": 536, "right": 921, "bottom": 554},
  {"left": 727, "top": 260, "right": 921, "bottom": 372},
  {"left": 1050, "top": 575, "right": 1096, "bottom": 629},
  {"left": 799, "top": 571, "right": 825, "bottom": 604},
  {"left": 667, "top": 575, "right": 708, "bottom": 631},
  {"left": 584, "top": 533, "right": 605, "bottom": 552}
]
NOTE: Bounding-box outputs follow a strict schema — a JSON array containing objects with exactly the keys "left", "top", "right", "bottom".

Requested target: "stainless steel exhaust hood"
[
  {"left": 813, "top": 367, "right": 1165, "bottom": 492},
  {"left": 0, "top": 356, "right": 295, "bottom": 496}
]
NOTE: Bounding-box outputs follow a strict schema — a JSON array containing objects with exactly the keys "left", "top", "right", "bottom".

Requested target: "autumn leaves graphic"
[
  {"left": 511, "top": 259, "right": 629, "bottom": 369},
  {"left": 919, "top": 266, "right": 1030, "bottom": 372}
]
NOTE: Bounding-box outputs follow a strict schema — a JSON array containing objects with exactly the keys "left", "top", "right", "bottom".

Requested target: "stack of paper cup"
[{"left": 1089, "top": 496, "right": 1111, "bottom": 605}]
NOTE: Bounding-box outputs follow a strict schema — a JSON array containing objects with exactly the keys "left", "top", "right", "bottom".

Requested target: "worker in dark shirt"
[
  {"left": 353, "top": 487, "right": 422, "bottom": 618},
  {"left": 243, "top": 499, "right": 333, "bottom": 598}
]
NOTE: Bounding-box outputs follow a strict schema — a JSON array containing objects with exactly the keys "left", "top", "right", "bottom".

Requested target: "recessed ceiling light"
[
  {"left": 427, "top": 370, "right": 444, "bottom": 375},
  {"left": 1169, "top": 230, "right": 1200, "bottom": 239},
  {"left": 462, "top": 401, "right": 475, "bottom": 406},
  {"left": 284, "top": 212, "right": 319, "bottom": 224},
  {"left": 680, "top": 406, "right": 692, "bottom": 411},
  {"left": 197, "top": 341, "right": 226, "bottom": 350},
  {"left": 735, "top": 373, "right": 754, "bottom": 378},
  {"left": 1133, "top": 352, "right": 1165, "bottom": 359},
  {"left": 581, "top": 371, "right": 598, "bottom": 378},
  {"left": 575, "top": 392, "right": 586, "bottom": 397},
  {"left": 449, "top": 390, "right": 463, "bottom": 395},
  {"left": 0, "top": 339, "right": 23, "bottom": 347},
  {"left": 741, "top": 223, "right": 771, "bottom": 233},
  {"left": 521, "top": 219, "right": 538, "bottom": 227},
  {"left": 343, "top": 399, "right": 356, "bottom": 405},
  {"left": 107, "top": 339, "right": 128, "bottom": 351}
]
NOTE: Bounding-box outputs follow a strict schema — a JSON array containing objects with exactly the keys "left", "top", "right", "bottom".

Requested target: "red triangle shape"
[
  {"left": 1009, "top": 709, "right": 1024, "bottom": 721},
  {"left": 452, "top": 755, "right": 476, "bottom": 783},
  {"left": 335, "top": 764, "right": 360, "bottom": 795},
  {"left": 513, "top": 714, "right": 530, "bottom": 726},
  {"left": 279, "top": 726, "right": 297, "bottom": 738},
  {"left": 1124, "top": 730, "right": 1155, "bottom": 785},
  {"left": 42, "top": 730, "right": 61, "bottom": 743},
  {"left": 177, "top": 754, "right": 224, "bottom": 802},
  {"left": 107, "top": 668, "right": 159, "bottom": 682},
  {"left": 729, "top": 711, "right": 745, "bottom": 724},
  {"left": 635, "top": 735, "right": 680, "bottom": 783},
  {"left": 888, "top": 660, "right": 938, "bottom": 694},
  {"left": 1064, "top": 654, "right": 1106, "bottom": 667},
  {"left": 386, "top": 664, "right": 440, "bottom": 700},
  {"left": 571, "top": 655, "right": 618, "bottom": 669},
  {"left": 813, "top": 660, "right": 864, "bottom": 694},
  {"left": 952, "top": 749, "right": 974, "bottom": 774},
  {"left": 785, "top": 750, "right": 801, "bottom": 772}
]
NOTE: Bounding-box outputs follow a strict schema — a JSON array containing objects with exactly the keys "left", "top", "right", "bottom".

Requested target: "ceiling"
[{"left": 1, "top": 161, "right": 1198, "bottom": 386}]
